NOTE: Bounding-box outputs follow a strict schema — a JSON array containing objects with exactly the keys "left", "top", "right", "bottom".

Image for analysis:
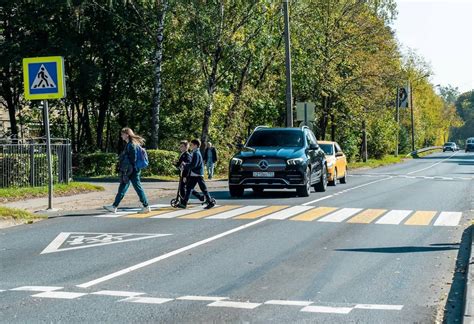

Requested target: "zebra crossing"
[{"left": 95, "top": 203, "right": 463, "bottom": 227}]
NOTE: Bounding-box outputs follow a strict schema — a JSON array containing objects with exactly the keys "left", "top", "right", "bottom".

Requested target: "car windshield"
[
  {"left": 444, "top": 142, "right": 455, "bottom": 146},
  {"left": 247, "top": 130, "right": 304, "bottom": 147},
  {"left": 319, "top": 144, "right": 334, "bottom": 155}
]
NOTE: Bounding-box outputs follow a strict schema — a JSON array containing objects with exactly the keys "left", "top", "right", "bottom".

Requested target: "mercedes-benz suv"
[{"left": 228, "top": 126, "right": 328, "bottom": 197}]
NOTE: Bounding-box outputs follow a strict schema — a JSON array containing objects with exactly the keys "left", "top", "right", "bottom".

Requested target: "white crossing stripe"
[
  {"left": 121, "top": 296, "right": 174, "bottom": 304},
  {"left": 91, "top": 290, "right": 145, "bottom": 297},
  {"left": 354, "top": 304, "right": 403, "bottom": 310},
  {"left": 318, "top": 208, "right": 362, "bottom": 223},
  {"left": 265, "top": 300, "right": 313, "bottom": 306},
  {"left": 177, "top": 295, "right": 228, "bottom": 301},
  {"left": 11, "top": 286, "right": 63, "bottom": 292},
  {"left": 300, "top": 305, "right": 353, "bottom": 314},
  {"left": 32, "top": 291, "right": 87, "bottom": 299},
  {"left": 376, "top": 210, "right": 412, "bottom": 225},
  {"left": 95, "top": 211, "right": 135, "bottom": 218},
  {"left": 434, "top": 212, "right": 463, "bottom": 226},
  {"left": 150, "top": 206, "right": 206, "bottom": 218},
  {"left": 207, "top": 300, "right": 261, "bottom": 309},
  {"left": 263, "top": 206, "right": 314, "bottom": 220},
  {"left": 207, "top": 205, "right": 266, "bottom": 219}
]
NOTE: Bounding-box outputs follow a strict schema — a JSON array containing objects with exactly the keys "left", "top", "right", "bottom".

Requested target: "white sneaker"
[
  {"left": 139, "top": 206, "right": 151, "bottom": 214},
  {"left": 103, "top": 205, "right": 117, "bottom": 213}
]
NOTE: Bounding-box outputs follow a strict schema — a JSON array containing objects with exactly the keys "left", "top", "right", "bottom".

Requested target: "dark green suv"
[{"left": 228, "top": 126, "right": 328, "bottom": 197}]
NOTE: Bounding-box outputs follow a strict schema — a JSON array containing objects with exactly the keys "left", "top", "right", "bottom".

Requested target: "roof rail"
[
  {"left": 300, "top": 125, "right": 310, "bottom": 131},
  {"left": 253, "top": 125, "right": 269, "bottom": 132}
]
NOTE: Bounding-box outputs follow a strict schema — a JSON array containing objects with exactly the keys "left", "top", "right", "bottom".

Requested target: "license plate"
[{"left": 253, "top": 172, "right": 274, "bottom": 177}]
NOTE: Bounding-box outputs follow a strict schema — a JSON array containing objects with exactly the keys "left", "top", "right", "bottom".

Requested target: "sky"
[{"left": 392, "top": 0, "right": 474, "bottom": 93}]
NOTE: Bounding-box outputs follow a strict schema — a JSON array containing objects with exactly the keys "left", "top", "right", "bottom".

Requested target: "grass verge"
[
  {"left": 348, "top": 155, "right": 405, "bottom": 170},
  {"left": 0, "top": 182, "right": 104, "bottom": 203},
  {"left": 0, "top": 206, "right": 47, "bottom": 223}
]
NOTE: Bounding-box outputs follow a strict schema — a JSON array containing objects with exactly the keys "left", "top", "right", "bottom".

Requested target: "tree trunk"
[
  {"left": 330, "top": 114, "right": 336, "bottom": 141},
  {"left": 150, "top": 0, "right": 168, "bottom": 149},
  {"left": 97, "top": 68, "right": 112, "bottom": 150}
]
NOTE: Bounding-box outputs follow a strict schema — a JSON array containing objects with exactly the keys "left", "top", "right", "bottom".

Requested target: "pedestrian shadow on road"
[{"left": 210, "top": 190, "right": 302, "bottom": 200}]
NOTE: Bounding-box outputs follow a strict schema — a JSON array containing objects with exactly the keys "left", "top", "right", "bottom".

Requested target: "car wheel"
[
  {"left": 314, "top": 164, "right": 327, "bottom": 192},
  {"left": 329, "top": 169, "right": 337, "bottom": 186},
  {"left": 229, "top": 186, "right": 244, "bottom": 197},
  {"left": 297, "top": 168, "right": 311, "bottom": 197},
  {"left": 252, "top": 187, "right": 264, "bottom": 195},
  {"left": 340, "top": 168, "right": 347, "bottom": 184}
]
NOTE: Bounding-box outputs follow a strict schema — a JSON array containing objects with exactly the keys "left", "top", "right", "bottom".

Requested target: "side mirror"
[
  {"left": 309, "top": 143, "right": 319, "bottom": 150},
  {"left": 335, "top": 151, "right": 344, "bottom": 157}
]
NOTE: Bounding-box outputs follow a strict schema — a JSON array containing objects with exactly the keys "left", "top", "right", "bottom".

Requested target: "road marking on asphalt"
[
  {"left": 263, "top": 205, "right": 314, "bottom": 220},
  {"left": 354, "top": 304, "right": 404, "bottom": 310},
  {"left": 10, "top": 286, "right": 63, "bottom": 292},
  {"left": 91, "top": 290, "right": 145, "bottom": 297},
  {"left": 234, "top": 205, "right": 289, "bottom": 219},
  {"left": 407, "top": 151, "right": 458, "bottom": 175},
  {"left": 180, "top": 205, "right": 241, "bottom": 219},
  {"left": 319, "top": 208, "right": 363, "bottom": 223},
  {"left": 290, "top": 206, "right": 338, "bottom": 221},
  {"left": 376, "top": 210, "right": 412, "bottom": 225},
  {"left": 41, "top": 232, "right": 172, "bottom": 254},
  {"left": 121, "top": 296, "right": 174, "bottom": 304},
  {"left": 177, "top": 295, "right": 228, "bottom": 301},
  {"left": 32, "top": 291, "right": 87, "bottom": 299},
  {"left": 207, "top": 300, "right": 261, "bottom": 309},
  {"left": 126, "top": 207, "right": 176, "bottom": 218},
  {"left": 265, "top": 300, "right": 313, "bottom": 306},
  {"left": 95, "top": 204, "right": 169, "bottom": 217},
  {"left": 302, "top": 177, "right": 392, "bottom": 206},
  {"left": 300, "top": 305, "right": 353, "bottom": 314},
  {"left": 434, "top": 212, "right": 463, "bottom": 226},
  {"left": 77, "top": 218, "right": 268, "bottom": 288},
  {"left": 150, "top": 206, "right": 206, "bottom": 218},
  {"left": 347, "top": 209, "right": 387, "bottom": 224},
  {"left": 207, "top": 205, "right": 266, "bottom": 219},
  {"left": 404, "top": 211, "right": 437, "bottom": 226}
]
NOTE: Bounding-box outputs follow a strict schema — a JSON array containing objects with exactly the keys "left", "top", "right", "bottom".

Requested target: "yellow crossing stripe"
[
  {"left": 234, "top": 205, "right": 289, "bottom": 219},
  {"left": 404, "top": 211, "right": 437, "bottom": 225},
  {"left": 290, "top": 206, "right": 337, "bottom": 221},
  {"left": 126, "top": 207, "right": 177, "bottom": 218},
  {"left": 347, "top": 209, "right": 387, "bottom": 224},
  {"left": 180, "top": 205, "right": 242, "bottom": 219}
]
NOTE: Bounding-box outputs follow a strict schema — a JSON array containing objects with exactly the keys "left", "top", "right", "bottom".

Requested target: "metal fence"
[{"left": 0, "top": 138, "right": 72, "bottom": 188}]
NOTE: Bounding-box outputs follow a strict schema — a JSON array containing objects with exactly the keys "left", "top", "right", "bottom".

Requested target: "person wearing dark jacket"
[
  {"left": 176, "top": 140, "right": 204, "bottom": 202},
  {"left": 204, "top": 142, "right": 218, "bottom": 179},
  {"left": 103, "top": 127, "right": 150, "bottom": 214},
  {"left": 178, "top": 139, "right": 215, "bottom": 209}
]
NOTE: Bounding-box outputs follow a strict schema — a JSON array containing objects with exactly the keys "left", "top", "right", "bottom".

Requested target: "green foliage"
[
  {"left": 142, "top": 150, "right": 179, "bottom": 177},
  {"left": 0, "top": 154, "right": 59, "bottom": 187},
  {"left": 75, "top": 153, "right": 118, "bottom": 177}
]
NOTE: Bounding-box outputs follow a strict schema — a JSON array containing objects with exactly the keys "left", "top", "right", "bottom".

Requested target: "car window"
[
  {"left": 305, "top": 131, "right": 317, "bottom": 145},
  {"left": 247, "top": 130, "right": 304, "bottom": 147},
  {"left": 335, "top": 143, "right": 342, "bottom": 152},
  {"left": 319, "top": 144, "right": 334, "bottom": 155}
]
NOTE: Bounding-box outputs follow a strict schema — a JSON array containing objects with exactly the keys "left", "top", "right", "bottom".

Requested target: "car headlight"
[
  {"left": 231, "top": 158, "right": 243, "bottom": 166},
  {"left": 287, "top": 158, "right": 304, "bottom": 165}
]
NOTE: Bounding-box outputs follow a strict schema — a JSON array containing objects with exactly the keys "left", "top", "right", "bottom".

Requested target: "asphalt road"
[{"left": 1, "top": 151, "right": 473, "bottom": 323}]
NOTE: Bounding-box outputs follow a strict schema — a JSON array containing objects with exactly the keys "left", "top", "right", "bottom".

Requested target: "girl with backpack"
[{"left": 103, "top": 127, "right": 150, "bottom": 214}]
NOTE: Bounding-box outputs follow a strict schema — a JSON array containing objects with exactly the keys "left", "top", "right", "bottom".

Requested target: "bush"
[
  {"left": 142, "top": 150, "right": 179, "bottom": 177},
  {"left": 0, "top": 154, "right": 59, "bottom": 188}
]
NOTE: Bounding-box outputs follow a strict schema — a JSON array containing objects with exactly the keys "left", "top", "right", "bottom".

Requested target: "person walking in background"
[
  {"left": 204, "top": 141, "right": 218, "bottom": 180},
  {"left": 175, "top": 140, "right": 204, "bottom": 203},
  {"left": 103, "top": 127, "right": 150, "bottom": 214},
  {"left": 178, "top": 139, "right": 215, "bottom": 209}
]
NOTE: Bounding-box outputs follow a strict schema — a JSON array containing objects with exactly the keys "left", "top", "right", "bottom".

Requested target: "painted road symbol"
[{"left": 41, "top": 232, "right": 172, "bottom": 254}]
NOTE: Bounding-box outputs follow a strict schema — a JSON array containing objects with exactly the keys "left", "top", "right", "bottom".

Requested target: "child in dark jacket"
[
  {"left": 178, "top": 139, "right": 215, "bottom": 209},
  {"left": 176, "top": 140, "right": 204, "bottom": 203}
]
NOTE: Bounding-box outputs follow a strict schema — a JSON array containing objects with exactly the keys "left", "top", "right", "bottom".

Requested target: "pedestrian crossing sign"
[{"left": 22, "top": 56, "right": 66, "bottom": 100}]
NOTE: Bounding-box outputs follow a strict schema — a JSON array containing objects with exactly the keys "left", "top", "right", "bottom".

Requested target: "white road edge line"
[
  {"left": 76, "top": 218, "right": 268, "bottom": 288},
  {"left": 10, "top": 286, "right": 63, "bottom": 292},
  {"left": 120, "top": 296, "right": 174, "bottom": 304},
  {"left": 354, "top": 304, "right": 404, "bottom": 310},
  {"left": 177, "top": 295, "right": 228, "bottom": 301},
  {"left": 265, "top": 300, "right": 313, "bottom": 306},
  {"left": 91, "top": 290, "right": 145, "bottom": 297},
  {"left": 300, "top": 305, "right": 353, "bottom": 314},
  {"left": 207, "top": 300, "right": 261, "bottom": 309},
  {"left": 407, "top": 151, "right": 458, "bottom": 175},
  {"left": 32, "top": 291, "right": 88, "bottom": 299}
]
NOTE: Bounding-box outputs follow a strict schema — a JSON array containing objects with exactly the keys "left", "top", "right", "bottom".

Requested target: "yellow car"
[{"left": 319, "top": 141, "right": 347, "bottom": 186}]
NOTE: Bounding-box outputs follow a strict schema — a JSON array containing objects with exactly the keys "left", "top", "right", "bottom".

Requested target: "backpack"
[{"left": 136, "top": 146, "right": 149, "bottom": 169}]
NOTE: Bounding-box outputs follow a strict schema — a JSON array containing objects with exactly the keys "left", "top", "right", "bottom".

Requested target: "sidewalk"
[{"left": 4, "top": 180, "right": 228, "bottom": 214}]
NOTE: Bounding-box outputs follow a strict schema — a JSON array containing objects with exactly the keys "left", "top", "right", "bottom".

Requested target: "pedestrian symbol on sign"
[{"left": 31, "top": 65, "right": 57, "bottom": 89}]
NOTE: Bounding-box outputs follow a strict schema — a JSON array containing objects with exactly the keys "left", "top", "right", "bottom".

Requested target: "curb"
[{"left": 464, "top": 226, "right": 474, "bottom": 324}]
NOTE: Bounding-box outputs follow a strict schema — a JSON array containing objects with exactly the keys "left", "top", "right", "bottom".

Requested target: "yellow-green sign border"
[{"left": 22, "top": 56, "right": 66, "bottom": 100}]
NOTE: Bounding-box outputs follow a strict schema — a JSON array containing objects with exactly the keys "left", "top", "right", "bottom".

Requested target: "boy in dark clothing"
[
  {"left": 178, "top": 139, "right": 215, "bottom": 209},
  {"left": 176, "top": 140, "right": 204, "bottom": 203}
]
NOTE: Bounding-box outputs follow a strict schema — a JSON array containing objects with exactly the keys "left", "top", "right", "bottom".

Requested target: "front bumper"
[{"left": 229, "top": 163, "right": 307, "bottom": 188}]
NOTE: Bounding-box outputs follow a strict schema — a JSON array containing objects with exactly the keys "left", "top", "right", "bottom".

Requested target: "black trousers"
[
  {"left": 179, "top": 178, "right": 203, "bottom": 201},
  {"left": 183, "top": 176, "right": 211, "bottom": 204}
]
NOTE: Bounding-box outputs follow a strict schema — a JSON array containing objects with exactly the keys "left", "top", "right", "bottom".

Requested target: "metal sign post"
[{"left": 23, "top": 56, "right": 66, "bottom": 211}]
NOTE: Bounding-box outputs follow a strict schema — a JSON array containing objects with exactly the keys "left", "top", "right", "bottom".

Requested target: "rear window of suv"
[{"left": 247, "top": 130, "right": 304, "bottom": 147}]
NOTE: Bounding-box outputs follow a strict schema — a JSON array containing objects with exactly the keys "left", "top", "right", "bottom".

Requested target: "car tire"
[
  {"left": 329, "top": 169, "right": 337, "bottom": 186},
  {"left": 314, "top": 165, "right": 328, "bottom": 192},
  {"left": 229, "top": 186, "right": 244, "bottom": 197},
  {"left": 297, "top": 168, "right": 311, "bottom": 197},
  {"left": 340, "top": 168, "right": 347, "bottom": 184},
  {"left": 252, "top": 187, "right": 264, "bottom": 195}
]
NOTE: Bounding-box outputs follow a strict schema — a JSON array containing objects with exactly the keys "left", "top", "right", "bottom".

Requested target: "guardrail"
[{"left": 406, "top": 146, "right": 443, "bottom": 157}]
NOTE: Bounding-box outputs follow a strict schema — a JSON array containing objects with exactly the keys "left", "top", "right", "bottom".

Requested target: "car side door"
[
  {"left": 304, "top": 130, "right": 319, "bottom": 182},
  {"left": 335, "top": 143, "right": 346, "bottom": 176}
]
